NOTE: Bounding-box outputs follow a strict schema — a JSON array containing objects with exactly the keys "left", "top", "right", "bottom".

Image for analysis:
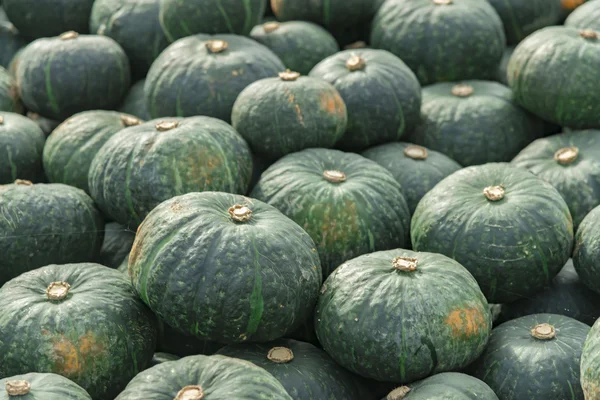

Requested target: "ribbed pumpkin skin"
[
  {"left": 0, "top": 182, "right": 104, "bottom": 284},
  {"left": 471, "top": 314, "right": 589, "bottom": 400},
  {"left": 362, "top": 142, "right": 461, "bottom": 214},
  {"left": 0, "top": 373, "right": 92, "bottom": 400},
  {"left": 145, "top": 34, "right": 284, "bottom": 122},
  {"left": 411, "top": 163, "right": 574, "bottom": 303},
  {"left": 43, "top": 111, "right": 143, "bottom": 193},
  {"left": 512, "top": 130, "right": 600, "bottom": 230},
  {"left": 582, "top": 318, "right": 600, "bottom": 400},
  {"left": 16, "top": 34, "right": 131, "bottom": 120},
  {"left": 370, "top": 0, "right": 505, "bottom": 85},
  {"left": 316, "top": 249, "right": 491, "bottom": 383},
  {"left": 0, "top": 66, "right": 22, "bottom": 113},
  {"left": 408, "top": 81, "right": 545, "bottom": 167},
  {"left": 496, "top": 47, "right": 514, "bottom": 86},
  {"left": 232, "top": 76, "right": 347, "bottom": 161},
  {"left": 566, "top": 0, "right": 600, "bottom": 31},
  {"left": 0, "top": 112, "right": 45, "bottom": 184},
  {"left": 156, "top": 319, "right": 223, "bottom": 357},
  {"left": 88, "top": 117, "right": 252, "bottom": 229},
  {"left": 251, "top": 148, "right": 411, "bottom": 278},
  {"left": 382, "top": 373, "right": 498, "bottom": 400},
  {"left": 0, "top": 20, "right": 26, "bottom": 69},
  {"left": 574, "top": 205, "right": 600, "bottom": 295},
  {"left": 508, "top": 26, "right": 600, "bottom": 129},
  {"left": 115, "top": 355, "right": 293, "bottom": 400},
  {"left": 95, "top": 222, "right": 135, "bottom": 269},
  {"left": 119, "top": 80, "right": 150, "bottom": 120},
  {"left": 0, "top": 263, "right": 158, "bottom": 400},
  {"left": 310, "top": 49, "right": 422, "bottom": 152}
]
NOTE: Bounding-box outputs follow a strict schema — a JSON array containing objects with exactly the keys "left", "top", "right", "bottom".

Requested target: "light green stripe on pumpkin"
[
  {"left": 216, "top": 0, "right": 235, "bottom": 33},
  {"left": 245, "top": 234, "right": 264, "bottom": 338},
  {"left": 44, "top": 53, "right": 59, "bottom": 115},
  {"left": 242, "top": 0, "right": 253, "bottom": 34}
]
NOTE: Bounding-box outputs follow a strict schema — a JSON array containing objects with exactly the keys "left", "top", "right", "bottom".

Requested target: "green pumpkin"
[
  {"left": 95, "top": 222, "right": 136, "bottom": 269},
  {"left": 496, "top": 47, "right": 514, "bottom": 86},
  {"left": 0, "top": 181, "right": 104, "bottom": 284},
  {"left": 370, "top": 0, "right": 505, "bottom": 85},
  {"left": 0, "top": 19, "right": 26, "bottom": 69},
  {"left": 251, "top": 148, "right": 411, "bottom": 278},
  {"left": 407, "top": 81, "right": 546, "bottom": 166},
  {"left": 232, "top": 72, "right": 347, "bottom": 161},
  {"left": 0, "top": 373, "right": 92, "bottom": 400},
  {"left": 156, "top": 319, "right": 223, "bottom": 358},
  {"left": 582, "top": 318, "right": 600, "bottom": 400},
  {"left": 114, "top": 354, "right": 293, "bottom": 400},
  {"left": 0, "top": 66, "right": 22, "bottom": 113},
  {"left": 573, "top": 205, "right": 600, "bottom": 295},
  {"left": 0, "top": 263, "right": 157, "bottom": 400},
  {"left": 151, "top": 353, "right": 180, "bottom": 367},
  {"left": 27, "top": 112, "right": 60, "bottom": 136},
  {"left": 411, "top": 163, "right": 574, "bottom": 303},
  {"left": 383, "top": 373, "right": 498, "bottom": 400},
  {"left": 315, "top": 249, "right": 491, "bottom": 383},
  {"left": 566, "top": 0, "right": 600, "bottom": 31},
  {"left": 362, "top": 143, "right": 461, "bottom": 214},
  {"left": 0, "top": 112, "right": 45, "bottom": 184},
  {"left": 88, "top": 117, "right": 252, "bottom": 229},
  {"left": 471, "top": 314, "right": 589, "bottom": 400},
  {"left": 309, "top": 49, "right": 422, "bottom": 152},
  {"left": 145, "top": 34, "right": 285, "bottom": 122},
  {"left": 119, "top": 80, "right": 150, "bottom": 120},
  {"left": 508, "top": 26, "right": 600, "bottom": 129},
  {"left": 43, "top": 111, "right": 143, "bottom": 193}
]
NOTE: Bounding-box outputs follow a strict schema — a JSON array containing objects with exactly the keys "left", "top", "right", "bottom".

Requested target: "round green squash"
[
  {"left": 512, "top": 130, "right": 600, "bottom": 230},
  {"left": 145, "top": 34, "right": 285, "bottom": 122},
  {"left": 370, "top": 0, "right": 506, "bottom": 86},
  {"left": 251, "top": 148, "right": 411, "bottom": 278},
  {"left": 89, "top": 0, "right": 170, "bottom": 80},
  {"left": 0, "top": 19, "right": 26, "bottom": 69},
  {"left": 129, "top": 191, "right": 322, "bottom": 344},
  {"left": 0, "top": 263, "right": 158, "bottom": 400},
  {"left": 16, "top": 32, "right": 131, "bottom": 121},
  {"left": 411, "top": 163, "right": 574, "bottom": 303},
  {"left": 157, "top": 319, "right": 223, "bottom": 357},
  {"left": 471, "top": 314, "right": 589, "bottom": 400},
  {"left": 0, "top": 112, "right": 45, "bottom": 184},
  {"left": 0, "top": 66, "right": 22, "bottom": 113},
  {"left": 88, "top": 117, "right": 252, "bottom": 229},
  {"left": 0, "top": 373, "right": 92, "bottom": 400},
  {"left": 407, "top": 81, "right": 546, "bottom": 166},
  {"left": 508, "top": 26, "right": 600, "bottom": 129},
  {"left": 315, "top": 249, "right": 491, "bottom": 383},
  {"left": 309, "top": 49, "right": 422, "bottom": 152},
  {"left": 0, "top": 180, "right": 104, "bottom": 284},
  {"left": 496, "top": 47, "right": 514, "bottom": 86},
  {"left": 119, "top": 79, "right": 150, "bottom": 121},
  {"left": 566, "top": 0, "right": 600, "bottom": 31},
  {"left": 43, "top": 111, "right": 142, "bottom": 193},
  {"left": 232, "top": 72, "right": 347, "bottom": 161},
  {"left": 217, "top": 339, "right": 365, "bottom": 400},
  {"left": 382, "top": 373, "right": 498, "bottom": 400},
  {"left": 151, "top": 352, "right": 180, "bottom": 367},
  {"left": 114, "top": 354, "right": 293, "bottom": 400},
  {"left": 95, "top": 222, "right": 136, "bottom": 269},
  {"left": 573, "top": 204, "right": 600, "bottom": 295},
  {"left": 250, "top": 21, "right": 339, "bottom": 75},
  {"left": 27, "top": 112, "right": 60, "bottom": 136},
  {"left": 582, "top": 318, "right": 600, "bottom": 400},
  {"left": 362, "top": 143, "right": 462, "bottom": 214}
]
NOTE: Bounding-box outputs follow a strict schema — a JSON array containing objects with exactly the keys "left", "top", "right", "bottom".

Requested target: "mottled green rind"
[
  {"left": 156, "top": 319, "right": 223, "bottom": 357},
  {"left": 88, "top": 117, "right": 252, "bottom": 229},
  {"left": 508, "top": 26, "right": 600, "bottom": 129},
  {"left": 119, "top": 80, "right": 150, "bottom": 120},
  {"left": 0, "top": 183, "right": 104, "bottom": 284},
  {"left": 496, "top": 47, "right": 514, "bottom": 86},
  {"left": 251, "top": 148, "right": 411, "bottom": 278},
  {"left": 565, "top": 0, "right": 600, "bottom": 30},
  {"left": 0, "top": 19, "right": 26, "bottom": 69},
  {"left": 145, "top": 34, "right": 284, "bottom": 122},
  {"left": 582, "top": 318, "right": 600, "bottom": 399},
  {"left": 316, "top": 249, "right": 491, "bottom": 383},
  {"left": 115, "top": 354, "right": 293, "bottom": 400},
  {"left": 0, "top": 66, "right": 22, "bottom": 113},
  {"left": 0, "top": 112, "right": 45, "bottom": 183},
  {"left": 232, "top": 76, "right": 347, "bottom": 160},
  {"left": 362, "top": 142, "right": 461, "bottom": 214},
  {"left": 16, "top": 34, "right": 131, "bottom": 120},
  {"left": 411, "top": 163, "right": 574, "bottom": 303},
  {"left": 90, "top": 0, "right": 170, "bottom": 79},
  {"left": 370, "top": 0, "right": 506, "bottom": 85},
  {"left": 0, "top": 373, "right": 92, "bottom": 400},
  {"left": 471, "top": 314, "right": 588, "bottom": 400},
  {"left": 408, "top": 81, "right": 546, "bottom": 166},
  {"left": 310, "top": 49, "right": 421, "bottom": 152},
  {"left": 574, "top": 205, "right": 600, "bottom": 295},
  {"left": 382, "top": 372, "right": 498, "bottom": 400},
  {"left": 150, "top": 352, "right": 180, "bottom": 367},
  {"left": 0, "top": 263, "right": 157, "bottom": 400},
  {"left": 512, "top": 130, "right": 600, "bottom": 230},
  {"left": 27, "top": 112, "right": 60, "bottom": 136},
  {"left": 95, "top": 222, "right": 135, "bottom": 269}
]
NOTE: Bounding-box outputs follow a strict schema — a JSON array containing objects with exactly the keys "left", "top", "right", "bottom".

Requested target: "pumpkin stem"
[
  {"left": 14, "top": 179, "right": 33, "bottom": 186},
  {"left": 387, "top": 386, "right": 411, "bottom": 400},
  {"left": 46, "top": 281, "right": 71, "bottom": 301},
  {"left": 120, "top": 115, "right": 142, "bottom": 127},
  {"left": 228, "top": 205, "right": 252, "bottom": 222},
  {"left": 392, "top": 257, "right": 418, "bottom": 272},
  {"left": 483, "top": 185, "right": 505, "bottom": 201},
  {"left": 323, "top": 170, "right": 347, "bottom": 183},
  {"left": 174, "top": 385, "right": 204, "bottom": 400},
  {"left": 5, "top": 380, "right": 31, "bottom": 396},
  {"left": 344, "top": 41, "right": 367, "bottom": 49},
  {"left": 554, "top": 146, "right": 579, "bottom": 165},
  {"left": 155, "top": 121, "right": 179, "bottom": 132},
  {"left": 263, "top": 22, "right": 280, "bottom": 33},
  {"left": 404, "top": 145, "right": 428, "bottom": 160},
  {"left": 531, "top": 323, "right": 556, "bottom": 340},
  {"left": 346, "top": 55, "right": 366, "bottom": 71},
  {"left": 451, "top": 84, "right": 473, "bottom": 97},
  {"left": 279, "top": 69, "right": 301, "bottom": 81},
  {"left": 206, "top": 40, "right": 228, "bottom": 53},
  {"left": 580, "top": 29, "right": 599, "bottom": 40},
  {"left": 267, "top": 346, "right": 294, "bottom": 363},
  {"left": 60, "top": 31, "right": 79, "bottom": 40}
]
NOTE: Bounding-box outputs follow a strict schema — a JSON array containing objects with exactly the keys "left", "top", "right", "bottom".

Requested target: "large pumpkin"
[
  {"left": 119, "top": 80, "right": 150, "bottom": 120},
  {"left": 383, "top": 373, "right": 498, "bottom": 400},
  {"left": 95, "top": 222, "right": 136, "bottom": 269},
  {"left": 0, "top": 66, "right": 22, "bottom": 113},
  {"left": 565, "top": 0, "right": 600, "bottom": 31},
  {"left": 573, "top": 204, "right": 600, "bottom": 295},
  {"left": 0, "top": 373, "right": 92, "bottom": 400},
  {"left": 582, "top": 318, "right": 600, "bottom": 400},
  {"left": 0, "top": 112, "right": 45, "bottom": 184}
]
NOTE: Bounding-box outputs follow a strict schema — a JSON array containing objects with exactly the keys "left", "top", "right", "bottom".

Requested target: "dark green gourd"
[
  {"left": 0, "top": 113, "right": 45, "bottom": 184},
  {"left": 95, "top": 222, "right": 136, "bottom": 269},
  {"left": 119, "top": 80, "right": 150, "bottom": 120},
  {"left": 0, "top": 66, "right": 22, "bottom": 113},
  {"left": 565, "top": 0, "right": 600, "bottom": 31},
  {"left": 0, "top": 19, "right": 26, "bottom": 69},
  {"left": 382, "top": 373, "right": 499, "bottom": 400},
  {"left": 0, "top": 373, "right": 92, "bottom": 400},
  {"left": 574, "top": 205, "right": 600, "bottom": 295},
  {"left": 582, "top": 318, "right": 600, "bottom": 400}
]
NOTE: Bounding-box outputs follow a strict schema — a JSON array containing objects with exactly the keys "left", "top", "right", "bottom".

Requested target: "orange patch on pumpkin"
[
  {"left": 320, "top": 91, "right": 345, "bottom": 116},
  {"left": 52, "top": 331, "right": 105, "bottom": 376},
  {"left": 561, "top": 0, "right": 586, "bottom": 10},
  {"left": 445, "top": 307, "right": 487, "bottom": 337}
]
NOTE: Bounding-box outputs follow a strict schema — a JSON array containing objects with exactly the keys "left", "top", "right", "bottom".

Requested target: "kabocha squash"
[
  {"left": 0, "top": 373, "right": 92, "bottom": 400},
  {"left": 508, "top": 26, "right": 600, "bottom": 129},
  {"left": 0, "top": 181, "right": 104, "bottom": 284},
  {"left": 0, "top": 113, "right": 45, "bottom": 184},
  {"left": 88, "top": 117, "right": 252, "bottom": 229},
  {"left": 309, "top": 49, "right": 422, "bottom": 152},
  {"left": 145, "top": 34, "right": 285, "bottom": 122},
  {"left": 250, "top": 21, "right": 339, "bottom": 75},
  {"left": 407, "top": 81, "right": 546, "bottom": 166},
  {"left": 496, "top": 47, "right": 514, "bottom": 86},
  {"left": 383, "top": 373, "right": 499, "bottom": 400},
  {"left": 411, "top": 163, "right": 574, "bottom": 303},
  {"left": 157, "top": 320, "right": 223, "bottom": 357},
  {"left": 0, "top": 19, "right": 25, "bottom": 70},
  {"left": 114, "top": 354, "right": 292, "bottom": 400},
  {"left": 566, "top": 0, "right": 600, "bottom": 31},
  {"left": 43, "top": 111, "right": 142, "bottom": 193},
  {"left": 582, "top": 318, "right": 600, "bottom": 400},
  {"left": 16, "top": 32, "right": 131, "bottom": 120},
  {"left": 151, "top": 353, "right": 179, "bottom": 367},
  {"left": 362, "top": 143, "right": 461, "bottom": 214},
  {"left": 471, "top": 314, "right": 589, "bottom": 400},
  {"left": 0, "top": 66, "right": 22, "bottom": 113},
  {"left": 0, "top": 263, "right": 157, "bottom": 400},
  {"left": 119, "top": 80, "right": 150, "bottom": 120},
  {"left": 95, "top": 222, "right": 136, "bottom": 269},
  {"left": 251, "top": 148, "right": 411, "bottom": 278},
  {"left": 231, "top": 71, "right": 347, "bottom": 161},
  {"left": 573, "top": 205, "right": 600, "bottom": 295},
  {"left": 27, "top": 112, "right": 60, "bottom": 136},
  {"left": 128, "top": 192, "right": 322, "bottom": 344},
  {"left": 315, "top": 249, "right": 491, "bottom": 383},
  {"left": 370, "top": 0, "right": 505, "bottom": 85}
]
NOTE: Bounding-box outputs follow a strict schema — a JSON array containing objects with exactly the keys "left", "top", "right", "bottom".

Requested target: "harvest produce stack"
[{"left": 1, "top": 0, "right": 600, "bottom": 399}]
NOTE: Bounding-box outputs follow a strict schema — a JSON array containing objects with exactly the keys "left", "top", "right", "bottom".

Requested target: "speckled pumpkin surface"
[
  {"left": 582, "top": 318, "right": 600, "bottom": 400},
  {"left": 0, "top": 112, "right": 45, "bottom": 184},
  {"left": 0, "top": 373, "right": 92, "bottom": 400},
  {"left": 573, "top": 205, "right": 600, "bottom": 295},
  {"left": 382, "top": 372, "right": 498, "bottom": 400}
]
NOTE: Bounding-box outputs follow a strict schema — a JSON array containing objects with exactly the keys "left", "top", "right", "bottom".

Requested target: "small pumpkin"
[
  {"left": 0, "top": 373, "right": 92, "bottom": 400},
  {"left": 0, "top": 66, "right": 22, "bottom": 113},
  {"left": 119, "top": 80, "right": 150, "bottom": 120},
  {"left": 382, "top": 373, "right": 498, "bottom": 400},
  {"left": 95, "top": 222, "right": 136, "bottom": 269},
  {"left": 0, "top": 112, "right": 45, "bottom": 184},
  {"left": 565, "top": 0, "right": 600, "bottom": 31},
  {"left": 582, "top": 318, "right": 600, "bottom": 400},
  {"left": 573, "top": 204, "right": 600, "bottom": 295}
]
